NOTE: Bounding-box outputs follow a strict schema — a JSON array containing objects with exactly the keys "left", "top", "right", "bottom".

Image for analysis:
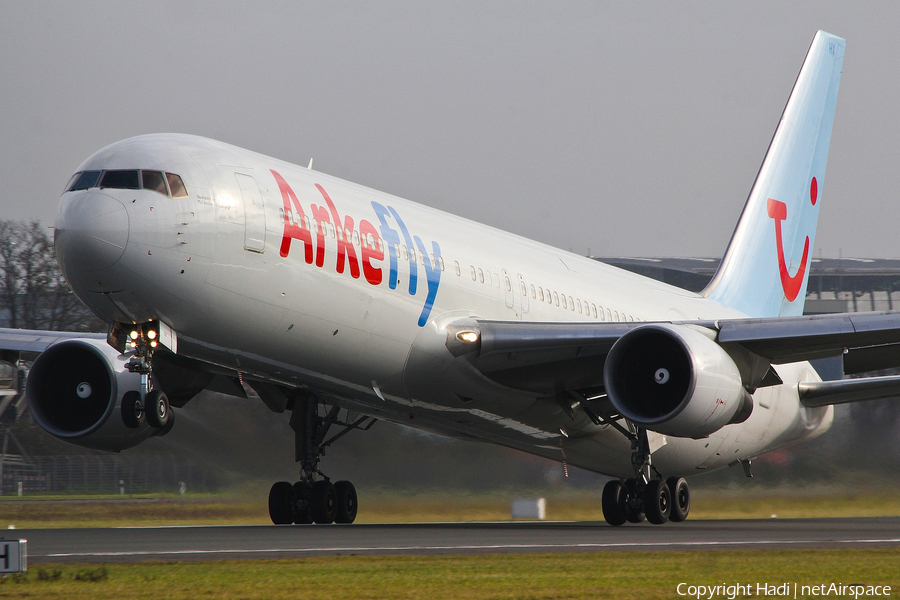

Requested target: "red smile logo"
[{"left": 767, "top": 177, "right": 817, "bottom": 302}]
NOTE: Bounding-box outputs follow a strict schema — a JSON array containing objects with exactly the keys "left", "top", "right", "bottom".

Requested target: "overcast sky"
[{"left": 2, "top": 2, "right": 899, "bottom": 259}]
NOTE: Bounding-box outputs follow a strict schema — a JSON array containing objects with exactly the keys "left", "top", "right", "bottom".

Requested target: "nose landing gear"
[{"left": 268, "top": 393, "right": 373, "bottom": 525}]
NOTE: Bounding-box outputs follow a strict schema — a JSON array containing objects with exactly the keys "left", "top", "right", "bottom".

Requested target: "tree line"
[{"left": 0, "top": 220, "right": 104, "bottom": 332}]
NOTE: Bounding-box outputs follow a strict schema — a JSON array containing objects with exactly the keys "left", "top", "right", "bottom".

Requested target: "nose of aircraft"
[{"left": 55, "top": 191, "right": 129, "bottom": 278}]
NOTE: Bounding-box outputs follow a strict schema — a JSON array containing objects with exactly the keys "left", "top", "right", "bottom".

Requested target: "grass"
[
  {"left": 1, "top": 488, "right": 900, "bottom": 529},
  {"left": 1, "top": 549, "right": 897, "bottom": 599}
]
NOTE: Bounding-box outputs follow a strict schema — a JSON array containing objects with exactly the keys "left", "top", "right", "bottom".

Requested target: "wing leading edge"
[{"left": 448, "top": 311, "right": 900, "bottom": 406}]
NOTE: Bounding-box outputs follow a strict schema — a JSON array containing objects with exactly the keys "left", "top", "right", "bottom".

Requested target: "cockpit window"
[
  {"left": 141, "top": 170, "right": 168, "bottom": 196},
  {"left": 166, "top": 173, "right": 188, "bottom": 198},
  {"left": 100, "top": 170, "right": 140, "bottom": 190},
  {"left": 67, "top": 170, "right": 101, "bottom": 191}
]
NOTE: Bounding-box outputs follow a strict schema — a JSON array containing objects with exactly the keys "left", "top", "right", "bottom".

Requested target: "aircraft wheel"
[
  {"left": 268, "top": 481, "right": 294, "bottom": 525},
  {"left": 643, "top": 479, "right": 672, "bottom": 525},
  {"left": 121, "top": 391, "right": 144, "bottom": 428},
  {"left": 334, "top": 480, "right": 358, "bottom": 524},
  {"left": 145, "top": 390, "right": 170, "bottom": 428},
  {"left": 624, "top": 478, "right": 645, "bottom": 523},
  {"left": 310, "top": 480, "right": 337, "bottom": 524},
  {"left": 601, "top": 480, "right": 628, "bottom": 526},
  {"left": 667, "top": 477, "right": 690, "bottom": 523},
  {"left": 292, "top": 481, "right": 313, "bottom": 524}
]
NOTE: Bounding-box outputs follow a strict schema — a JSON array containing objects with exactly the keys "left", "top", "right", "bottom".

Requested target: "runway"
[{"left": 15, "top": 517, "right": 900, "bottom": 563}]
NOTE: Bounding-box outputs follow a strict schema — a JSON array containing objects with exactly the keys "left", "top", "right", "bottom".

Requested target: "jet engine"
[
  {"left": 603, "top": 324, "right": 752, "bottom": 438},
  {"left": 27, "top": 338, "right": 158, "bottom": 451}
]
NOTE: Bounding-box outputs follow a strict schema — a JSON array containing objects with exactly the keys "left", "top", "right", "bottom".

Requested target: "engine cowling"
[
  {"left": 27, "top": 338, "right": 156, "bottom": 451},
  {"left": 603, "top": 324, "right": 752, "bottom": 438}
]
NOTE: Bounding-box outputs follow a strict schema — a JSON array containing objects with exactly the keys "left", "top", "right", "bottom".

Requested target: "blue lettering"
[
  {"left": 388, "top": 206, "right": 417, "bottom": 296},
  {"left": 415, "top": 236, "right": 442, "bottom": 326},
  {"left": 371, "top": 202, "right": 400, "bottom": 289}
]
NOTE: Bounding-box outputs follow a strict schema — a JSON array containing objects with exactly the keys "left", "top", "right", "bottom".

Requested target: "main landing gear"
[
  {"left": 600, "top": 426, "right": 691, "bottom": 526},
  {"left": 268, "top": 394, "right": 375, "bottom": 525}
]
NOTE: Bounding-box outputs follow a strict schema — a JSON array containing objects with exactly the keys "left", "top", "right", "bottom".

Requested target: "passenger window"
[
  {"left": 546, "top": 288, "right": 552, "bottom": 303},
  {"left": 592, "top": 304, "right": 597, "bottom": 318},
  {"left": 553, "top": 292, "right": 559, "bottom": 306},
  {"left": 353, "top": 230, "right": 360, "bottom": 245},
  {"left": 530, "top": 284, "right": 536, "bottom": 299},
  {"left": 561, "top": 295, "right": 567, "bottom": 309},
  {"left": 454, "top": 261, "right": 461, "bottom": 276},
  {"left": 577, "top": 299, "right": 582, "bottom": 314},
  {"left": 538, "top": 287, "right": 544, "bottom": 302},
  {"left": 141, "top": 170, "right": 168, "bottom": 195},
  {"left": 470, "top": 266, "right": 477, "bottom": 281},
  {"left": 505, "top": 277, "right": 511, "bottom": 292},
  {"left": 100, "top": 170, "right": 140, "bottom": 190},
  {"left": 569, "top": 296, "right": 575, "bottom": 311},
  {"left": 402, "top": 245, "right": 409, "bottom": 261},
  {"left": 614, "top": 311, "right": 619, "bottom": 321},
  {"left": 478, "top": 268, "right": 484, "bottom": 283},
  {"left": 606, "top": 308, "right": 612, "bottom": 321},
  {"left": 520, "top": 281, "right": 527, "bottom": 296},
  {"left": 439, "top": 256, "right": 445, "bottom": 271},
  {"left": 166, "top": 173, "right": 188, "bottom": 198}
]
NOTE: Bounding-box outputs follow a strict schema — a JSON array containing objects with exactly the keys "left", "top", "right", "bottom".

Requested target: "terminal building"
[{"left": 597, "top": 257, "right": 900, "bottom": 315}]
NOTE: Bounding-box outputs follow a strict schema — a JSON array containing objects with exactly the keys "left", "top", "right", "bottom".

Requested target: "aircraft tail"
[{"left": 703, "top": 31, "right": 845, "bottom": 318}]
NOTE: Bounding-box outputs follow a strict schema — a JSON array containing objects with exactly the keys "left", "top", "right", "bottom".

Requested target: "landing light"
[
  {"left": 457, "top": 331, "right": 479, "bottom": 344},
  {"left": 147, "top": 330, "right": 157, "bottom": 340},
  {"left": 129, "top": 330, "right": 139, "bottom": 340},
  {"left": 150, "top": 341, "right": 158, "bottom": 348}
]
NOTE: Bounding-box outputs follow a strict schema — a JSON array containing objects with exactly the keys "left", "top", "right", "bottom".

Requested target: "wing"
[
  {"left": 0, "top": 327, "right": 106, "bottom": 354},
  {"left": 446, "top": 311, "right": 900, "bottom": 407}
]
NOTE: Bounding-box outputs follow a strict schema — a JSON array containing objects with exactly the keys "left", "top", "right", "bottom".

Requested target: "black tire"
[
  {"left": 121, "top": 391, "right": 144, "bottom": 429},
  {"left": 624, "top": 478, "right": 645, "bottom": 523},
  {"left": 144, "top": 390, "right": 170, "bottom": 428},
  {"left": 601, "top": 480, "right": 627, "bottom": 526},
  {"left": 292, "top": 481, "right": 313, "bottom": 524},
  {"left": 152, "top": 408, "right": 175, "bottom": 437},
  {"left": 334, "top": 480, "right": 358, "bottom": 524},
  {"left": 643, "top": 479, "right": 671, "bottom": 525},
  {"left": 268, "top": 481, "right": 294, "bottom": 525},
  {"left": 309, "top": 480, "right": 337, "bottom": 524},
  {"left": 667, "top": 477, "right": 690, "bottom": 523}
]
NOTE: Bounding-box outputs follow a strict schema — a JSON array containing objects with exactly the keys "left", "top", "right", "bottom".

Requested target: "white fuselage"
[{"left": 56, "top": 134, "right": 833, "bottom": 479}]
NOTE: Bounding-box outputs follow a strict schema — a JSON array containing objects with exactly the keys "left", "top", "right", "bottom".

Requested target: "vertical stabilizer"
[{"left": 703, "top": 31, "right": 845, "bottom": 317}]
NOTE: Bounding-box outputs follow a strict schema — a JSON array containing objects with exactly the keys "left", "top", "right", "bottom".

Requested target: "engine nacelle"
[
  {"left": 603, "top": 324, "right": 752, "bottom": 438},
  {"left": 27, "top": 338, "right": 156, "bottom": 451}
]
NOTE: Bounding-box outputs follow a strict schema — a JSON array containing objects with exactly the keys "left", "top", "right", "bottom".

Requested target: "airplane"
[{"left": 2, "top": 30, "right": 898, "bottom": 526}]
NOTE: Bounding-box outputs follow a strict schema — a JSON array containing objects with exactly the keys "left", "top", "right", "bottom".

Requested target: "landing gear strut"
[
  {"left": 119, "top": 323, "right": 173, "bottom": 435},
  {"left": 600, "top": 426, "right": 691, "bottom": 526},
  {"left": 268, "top": 393, "right": 373, "bottom": 525}
]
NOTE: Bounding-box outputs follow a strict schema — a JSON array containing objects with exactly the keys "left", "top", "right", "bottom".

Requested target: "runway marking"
[{"left": 38, "top": 538, "right": 900, "bottom": 559}]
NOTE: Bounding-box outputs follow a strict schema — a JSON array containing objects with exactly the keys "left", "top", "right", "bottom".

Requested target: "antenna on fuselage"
[{"left": 307, "top": 158, "right": 313, "bottom": 170}]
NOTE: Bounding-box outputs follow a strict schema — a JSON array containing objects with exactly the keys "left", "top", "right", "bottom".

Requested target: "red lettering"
[
  {"left": 271, "top": 170, "right": 313, "bottom": 263},
  {"left": 316, "top": 184, "right": 360, "bottom": 279},
  {"left": 310, "top": 204, "right": 331, "bottom": 268},
  {"left": 359, "top": 219, "right": 383, "bottom": 285}
]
